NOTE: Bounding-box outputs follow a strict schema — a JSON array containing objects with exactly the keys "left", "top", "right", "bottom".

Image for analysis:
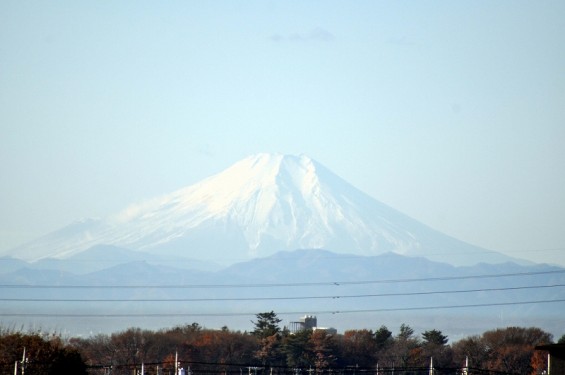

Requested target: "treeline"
[
  {"left": 0, "top": 327, "right": 86, "bottom": 375},
  {"left": 1, "top": 312, "right": 562, "bottom": 375}
]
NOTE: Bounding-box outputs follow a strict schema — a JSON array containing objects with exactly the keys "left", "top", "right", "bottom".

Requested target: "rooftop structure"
[
  {"left": 289, "top": 315, "right": 317, "bottom": 333},
  {"left": 288, "top": 315, "right": 337, "bottom": 335}
]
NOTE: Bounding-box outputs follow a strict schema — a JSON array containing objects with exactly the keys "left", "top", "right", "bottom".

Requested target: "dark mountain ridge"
[{"left": 1, "top": 249, "right": 562, "bottom": 338}]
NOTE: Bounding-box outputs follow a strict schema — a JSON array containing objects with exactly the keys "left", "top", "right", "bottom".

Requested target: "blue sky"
[{"left": 1, "top": 1, "right": 564, "bottom": 265}]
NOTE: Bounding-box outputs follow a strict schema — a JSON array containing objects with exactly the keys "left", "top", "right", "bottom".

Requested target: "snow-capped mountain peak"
[
  {"left": 6, "top": 153, "right": 515, "bottom": 266},
  {"left": 108, "top": 153, "right": 355, "bottom": 255}
]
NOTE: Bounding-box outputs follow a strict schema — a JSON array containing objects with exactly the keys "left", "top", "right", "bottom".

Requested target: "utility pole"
[
  {"left": 463, "top": 356, "right": 468, "bottom": 375},
  {"left": 21, "top": 347, "right": 26, "bottom": 375}
]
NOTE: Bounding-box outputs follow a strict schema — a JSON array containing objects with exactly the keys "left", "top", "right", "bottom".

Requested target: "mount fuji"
[{"left": 5, "top": 153, "right": 517, "bottom": 266}]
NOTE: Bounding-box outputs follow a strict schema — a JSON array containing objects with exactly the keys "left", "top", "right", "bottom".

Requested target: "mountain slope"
[{"left": 5, "top": 153, "right": 516, "bottom": 266}]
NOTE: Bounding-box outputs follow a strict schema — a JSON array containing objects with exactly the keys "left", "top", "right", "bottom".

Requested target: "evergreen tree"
[
  {"left": 398, "top": 323, "right": 415, "bottom": 340},
  {"left": 252, "top": 311, "right": 282, "bottom": 339},
  {"left": 422, "top": 329, "right": 448, "bottom": 346},
  {"left": 282, "top": 329, "right": 312, "bottom": 367},
  {"left": 252, "top": 312, "right": 284, "bottom": 368},
  {"left": 374, "top": 325, "right": 392, "bottom": 349}
]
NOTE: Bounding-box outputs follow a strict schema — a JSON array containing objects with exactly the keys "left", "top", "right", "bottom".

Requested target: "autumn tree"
[
  {"left": 161, "top": 323, "right": 206, "bottom": 372},
  {"left": 13, "top": 319, "right": 557, "bottom": 375},
  {"left": 530, "top": 348, "right": 549, "bottom": 375},
  {"left": 215, "top": 329, "right": 257, "bottom": 365},
  {"left": 451, "top": 334, "right": 489, "bottom": 370},
  {"left": 108, "top": 327, "right": 155, "bottom": 369},
  {"left": 452, "top": 327, "right": 553, "bottom": 375},
  {"left": 191, "top": 329, "right": 256, "bottom": 370},
  {"left": 310, "top": 330, "right": 337, "bottom": 373},
  {"left": 339, "top": 329, "right": 377, "bottom": 367},
  {"left": 69, "top": 333, "right": 117, "bottom": 368},
  {"left": 482, "top": 327, "right": 552, "bottom": 374}
]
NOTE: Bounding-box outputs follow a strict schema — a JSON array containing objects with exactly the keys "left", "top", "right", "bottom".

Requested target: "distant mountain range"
[
  {"left": 2, "top": 153, "right": 523, "bottom": 267},
  {"left": 0, "top": 249, "right": 563, "bottom": 338}
]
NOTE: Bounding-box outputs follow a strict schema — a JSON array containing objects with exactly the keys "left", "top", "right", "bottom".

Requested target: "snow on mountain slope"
[{"left": 5, "top": 153, "right": 516, "bottom": 265}]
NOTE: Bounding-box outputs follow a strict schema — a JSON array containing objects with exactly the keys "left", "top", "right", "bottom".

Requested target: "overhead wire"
[
  {"left": 1, "top": 283, "right": 564, "bottom": 302},
  {"left": 1, "top": 298, "right": 564, "bottom": 318},
  {"left": 1, "top": 269, "right": 563, "bottom": 289},
  {"left": 2, "top": 269, "right": 563, "bottom": 319}
]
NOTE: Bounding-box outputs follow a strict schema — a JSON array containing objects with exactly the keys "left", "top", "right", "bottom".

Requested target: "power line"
[
  {"left": 1, "top": 283, "right": 564, "bottom": 302},
  {"left": 1, "top": 298, "right": 564, "bottom": 318},
  {"left": 1, "top": 269, "right": 563, "bottom": 289}
]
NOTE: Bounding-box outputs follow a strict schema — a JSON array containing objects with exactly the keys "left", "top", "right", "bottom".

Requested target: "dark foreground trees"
[
  {"left": 72, "top": 324, "right": 257, "bottom": 375},
  {"left": 2, "top": 315, "right": 557, "bottom": 375},
  {"left": 0, "top": 329, "right": 87, "bottom": 375},
  {"left": 452, "top": 326, "right": 553, "bottom": 374}
]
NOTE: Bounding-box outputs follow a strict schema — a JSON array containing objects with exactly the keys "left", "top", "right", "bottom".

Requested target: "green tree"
[
  {"left": 282, "top": 329, "right": 312, "bottom": 367},
  {"left": 373, "top": 325, "right": 393, "bottom": 365},
  {"left": 252, "top": 312, "right": 284, "bottom": 367},
  {"left": 374, "top": 325, "right": 392, "bottom": 349},
  {"left": 252, "top": 311, "right": 282, "bottom": 339},
  {"left": 421, "top": 330, "right": 451, "bottom": 368},
  {"left": 340, "top": 329, "right": 377, "bottom": 367},
  {"left": 398, "top": 323, "right": 415, "bottom": 340},
  {"left": 422, "top": 329, "right": 448, "bottom": 346}
]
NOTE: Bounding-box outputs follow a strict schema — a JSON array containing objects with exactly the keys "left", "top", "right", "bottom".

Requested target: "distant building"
[
  {"left": 289, "top": 315, "right": 317, "bottom": 333},
  {"left": 535, "top": 343, "right": 565, "bottom": 374},
  {"left": 288, "top": 315, "right": 336, "bottom": 335}
]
